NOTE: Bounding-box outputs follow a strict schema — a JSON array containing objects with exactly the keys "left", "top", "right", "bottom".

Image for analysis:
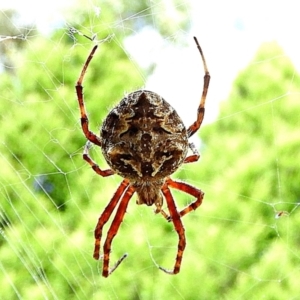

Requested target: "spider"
[{"left": 75, "top": 36, "right": 210, "bottom": 277}]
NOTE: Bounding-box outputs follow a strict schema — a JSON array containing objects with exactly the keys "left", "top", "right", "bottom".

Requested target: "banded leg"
[
  {"left": 184, "top": 142, "right": 200, "bottom": 164},
  {"left": 83, "top": 141, "right": 114, "bottom": 177},
  {"left": 167, "top": 178, "right": 204, "bottom": 218},
  {"left": 187, "top": 37, "right": 210, "bottom": 137},
  {"left": 75, "top": 45, "right": 102, "bottom": 146},
  {"left": 102, "top": 185, "right": 135, "bottom": 277},
  {"left": 159, "top": 178, "right": 204, "bottom": 222},
  {"left": 160, "top": 182, "right": 186, "bottom": 274},
  {"left": 93, "top": 179, "right": 130, "bottom": 261}
]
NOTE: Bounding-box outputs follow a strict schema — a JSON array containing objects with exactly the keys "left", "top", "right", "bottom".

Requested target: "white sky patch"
[{"left": 0, "top": 0, "right": 72, "bottom": 34}]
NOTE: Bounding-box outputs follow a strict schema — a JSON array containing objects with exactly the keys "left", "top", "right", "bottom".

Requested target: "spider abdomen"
[{"left": 101, "top": 90, "right": 189, "bottom": 181}]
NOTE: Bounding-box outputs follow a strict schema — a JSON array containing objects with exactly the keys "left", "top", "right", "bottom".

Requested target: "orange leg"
[
  {"left": 83, "top": 141, "right": 114, "bottom": 177},
  {"left": 93, "top": 179, "right": 130, "bottom": 260},
  {"left": 160, "top": 182, "right": 186, "bottom": 274},
  {"left": 184, "top": 142, "right": 200, "bottom": 164},
  {"left": 75, "top": 45, "right": 102, "bottom": 146},
  {"left": 187, "top": 37, "right": 210, "bottom": 138},
  {"left": 102, "top": 184, "right": 135, "bottom": 277},
  {"left": 166, "top": 178, "right": 204, "bottom": 218}
]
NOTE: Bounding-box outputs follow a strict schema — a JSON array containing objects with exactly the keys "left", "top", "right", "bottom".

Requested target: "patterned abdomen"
[{"left": 101, "top": 90, "right": 189, "bottom": 182}]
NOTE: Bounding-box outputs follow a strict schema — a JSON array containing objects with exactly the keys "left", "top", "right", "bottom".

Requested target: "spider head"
[{"left": 133, "top": 180, "right": 164, "bottom": 208}]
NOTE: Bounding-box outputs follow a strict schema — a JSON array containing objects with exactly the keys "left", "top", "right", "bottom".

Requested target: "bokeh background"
[{"left": 1, "top": 0, "right": 300, "bottom": 299}]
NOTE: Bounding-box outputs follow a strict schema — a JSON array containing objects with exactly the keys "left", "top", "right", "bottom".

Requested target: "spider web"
[{"left": 1, "top": 0, "right": 300, "bottom": 299}]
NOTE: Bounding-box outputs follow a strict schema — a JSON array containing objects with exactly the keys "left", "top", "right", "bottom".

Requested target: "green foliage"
[
  {"left": 1, "top": 4, "right": 300, "bottom": 299},
  {"left": 193, "top": 41, "right": 300, "bottom": 298}
]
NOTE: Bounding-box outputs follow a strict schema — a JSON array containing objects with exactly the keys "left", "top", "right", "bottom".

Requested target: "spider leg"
[
  {"left": 93, "top": 179, "right": 130, "bottom": 261},
  {"left": 75, "top": 45, "right": 102, "bottom": 146},
  {"left": 102, "top": 185, "right": 135, "bottom": 277},
  {"left": 167, "top": 178, "right": 204, "bottom": 218},
  {"left": 160, "top": 181, "right": 186, "bottom": 275},
  {"left": 159, "top": 178, "right": 204, "bottom": 222},
  {"left": 83, "top": 141, "right": 114, "bottom": 177},
  {"left": 187, "top": 37, "right": 210, "bottom": 138},
  {"left": 184, "top": 142, "right": 200, "bottom": 164}
]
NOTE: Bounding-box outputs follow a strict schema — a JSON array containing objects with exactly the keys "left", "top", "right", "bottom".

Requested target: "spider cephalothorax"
[{"left": 75, "top": 37, "right": 210, "bottom": 277}]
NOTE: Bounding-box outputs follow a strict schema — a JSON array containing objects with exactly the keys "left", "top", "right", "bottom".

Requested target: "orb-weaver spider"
[{"left": 75, "top": 37, "right": 210, "bottom": 277}]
